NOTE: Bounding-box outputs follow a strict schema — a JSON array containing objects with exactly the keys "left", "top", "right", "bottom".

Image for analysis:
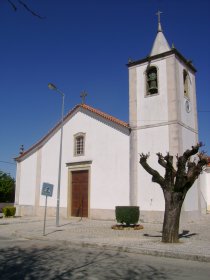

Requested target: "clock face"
[{"left": 185, "top": 100, "right": 191, "bottom": 113}]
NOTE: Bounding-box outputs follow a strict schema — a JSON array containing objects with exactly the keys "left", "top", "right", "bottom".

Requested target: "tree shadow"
[
  {"left": 143, "top": 230, "right": 197, "bottom": 239},
  {"left": 0, "top": 241, "right": 170, "bottom": 279},
  {"left": 123, "top": 265, "right": 168, "bottom": 280},
  {"left": 178, "top": 230, "right": 197, "bottom": 239},
  {"left": 143, "top": 232, "right": 162, "bottom": 238}
]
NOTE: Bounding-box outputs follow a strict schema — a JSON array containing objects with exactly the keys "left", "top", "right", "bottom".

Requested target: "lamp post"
[{"left": 48, "top": 83, "right": 65, "bottom": 227}]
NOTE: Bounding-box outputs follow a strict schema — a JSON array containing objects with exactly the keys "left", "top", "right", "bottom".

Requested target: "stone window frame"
[
  {"left": 74, "top": 132, "right": 86, "bottom": 157},
  {"left": 144, "top": 65, "right": 159, "bottom": 97}
]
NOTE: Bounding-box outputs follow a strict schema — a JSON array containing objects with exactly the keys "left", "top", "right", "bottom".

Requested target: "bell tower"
[{"left": 128, "top": 12, "right": 199, "bottom": 222}]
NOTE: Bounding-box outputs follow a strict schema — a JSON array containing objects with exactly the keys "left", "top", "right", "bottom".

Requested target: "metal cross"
[
  {"left": 156, "top": 10, "right": 162, "bottom": 23},
  {"left": 80, "top": 91, "right": 88, "bottom": 104}
]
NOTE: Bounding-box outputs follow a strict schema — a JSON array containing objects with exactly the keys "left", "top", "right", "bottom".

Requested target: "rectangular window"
[
  {"left": 76, "top": 136, "right": 84, "bottom": 155},
  {"left": 74, "top": 133, "right": 85, "bottom": 156}
]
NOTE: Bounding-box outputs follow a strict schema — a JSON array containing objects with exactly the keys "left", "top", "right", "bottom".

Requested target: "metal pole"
[
  {"left": 56, "top": 92, "right": 65, "bottom": 227},
  {"left": 43, "top": 195, "right": 48, "bottom": 236},
  {"left": 48, "top": 83, "right": 65, "bottom": 227}
]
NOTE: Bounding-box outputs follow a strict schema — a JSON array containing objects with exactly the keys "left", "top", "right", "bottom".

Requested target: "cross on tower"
[
  {"left": 156, "top": 10, "right": 162, "bottom": 23},
  {"left": 80, "top": 91, "right": 88, "bottom": 104},
  {"left": 156, "top": 10, "right": 163, "bottom": 32}
]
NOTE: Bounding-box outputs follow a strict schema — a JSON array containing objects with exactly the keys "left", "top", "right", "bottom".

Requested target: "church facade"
[
  {"left": 15, "top": 104, "right": 130, "bottom": 219},
  {"left": 15, "top": 17, "right": 210, "bottom": 222}
]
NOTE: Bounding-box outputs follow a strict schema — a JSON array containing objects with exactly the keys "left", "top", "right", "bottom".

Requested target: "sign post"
[{"left": 41, "top": 183, "right": 54, "bottom": 236}]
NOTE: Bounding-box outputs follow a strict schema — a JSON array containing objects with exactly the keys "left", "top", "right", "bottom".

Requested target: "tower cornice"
[{"left": 127, "top": 48, "right": 197, "bottom": 73}]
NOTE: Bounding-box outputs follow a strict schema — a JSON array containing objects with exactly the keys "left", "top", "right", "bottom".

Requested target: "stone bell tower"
[{"left": 128, "top": 12, "right": 199, "bottom": 222}]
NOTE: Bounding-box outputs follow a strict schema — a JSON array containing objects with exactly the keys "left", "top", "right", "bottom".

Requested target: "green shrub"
[
  {"left": 2, "top": 206, "right": 16, "bottom": 217},
  {"left": 115, "top": 206, "right": 139, "bottom": 226}
]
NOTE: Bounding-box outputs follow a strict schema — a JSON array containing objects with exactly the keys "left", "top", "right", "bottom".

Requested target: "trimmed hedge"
[
  {"left": 2, "top": 206, "right": 16, "bottom": 217},
  {"left": 115, "top": 206, "right": 139, "bottom": 226}
]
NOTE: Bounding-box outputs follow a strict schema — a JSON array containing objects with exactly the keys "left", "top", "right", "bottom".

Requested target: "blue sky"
[{"left": 0, "top": 0, "right": 210, "bottom": 178}]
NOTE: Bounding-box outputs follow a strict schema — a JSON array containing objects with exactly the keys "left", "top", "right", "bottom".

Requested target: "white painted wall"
[
  {"left": 63, "top": 110, "right": 130, "bottom": 209},
  {"left": 200, "top": 167, "right": 210, "bottom": 211},
  {"left": 18, "top": 152, "right": 37, "bottom": 205},
  {"left": 39, "top": 132, "right": 61, "bottom": 207},
  {"left": 137, "top": 126, "right": 169, "bottom": 211},
  {"left": 176, "top": 60, "right": 197, "bottom": 130}
]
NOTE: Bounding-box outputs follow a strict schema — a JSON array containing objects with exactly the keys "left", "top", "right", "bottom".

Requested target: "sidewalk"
[{"left": 0, "top": 214, "right": 210, "bottom": 262}]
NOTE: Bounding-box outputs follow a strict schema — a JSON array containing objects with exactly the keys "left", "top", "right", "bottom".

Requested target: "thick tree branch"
[
  {"left": 164, "top": 153, "right": 176, "bottom": 175},
  {"left": 187, "top": 160, "right": 196, "bottom": 179},
  {"left": 139, "top": 153, "right": 164, "bottom": 187},
  {"left": 187, "top": 153, "right": 208, "bottom": 182},
  {"left": 175, "top": 143, "right": 203, "bottom": 191},
  {"left": 156, "top": 153, "right": 176, "bottom": 190},
  {"left": 182, "top": 142, "right": 203, "bottom": 162},
  {"left": 163, "top": 153, "right": 176, "bottom": 190},
  {"left": 156, "top": 153, "right": 167, "bottom": 168}
]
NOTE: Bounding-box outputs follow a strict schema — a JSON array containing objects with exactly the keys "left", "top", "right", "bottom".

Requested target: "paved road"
[{"left": 0, "top": 239, "right": 210, "bottom": 280}]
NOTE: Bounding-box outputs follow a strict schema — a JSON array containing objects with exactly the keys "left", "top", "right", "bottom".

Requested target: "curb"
[{"left": 12, "top": 232, "right": 210, "bottom": 263}]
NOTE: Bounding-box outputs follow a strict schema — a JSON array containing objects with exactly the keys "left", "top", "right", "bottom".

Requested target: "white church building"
[{"left": 15, "top": 16, "right": 210, "bottom": 222}]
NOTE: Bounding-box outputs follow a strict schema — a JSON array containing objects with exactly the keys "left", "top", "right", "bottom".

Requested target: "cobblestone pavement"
[{"left": 0, "top": 214, "right": 210, "bottom": 262}]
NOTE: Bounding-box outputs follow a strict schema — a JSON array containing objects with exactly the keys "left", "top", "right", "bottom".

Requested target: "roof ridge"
[{"left": 80, "top": 103, "right": 129, "bottom": 127}]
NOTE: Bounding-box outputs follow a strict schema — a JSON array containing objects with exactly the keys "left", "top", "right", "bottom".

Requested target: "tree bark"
[{"left": 162, "top": 191, "right": 184, "bottom": 243}]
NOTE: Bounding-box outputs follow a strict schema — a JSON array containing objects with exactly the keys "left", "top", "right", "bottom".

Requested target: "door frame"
[{"left": 67, "top": 161, "right": 92, "bottom": 218}]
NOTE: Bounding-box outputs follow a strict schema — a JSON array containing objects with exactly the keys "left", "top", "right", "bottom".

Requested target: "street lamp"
[{"left": 48, "top": 83, "right": 65, "bottom": 227}]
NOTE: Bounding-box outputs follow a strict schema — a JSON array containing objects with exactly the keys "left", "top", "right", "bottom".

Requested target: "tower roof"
[
  {"left": 150, "top": 11, "right": 171, "bottom": 56},
  {"left": 127, "top": 11, "right": 196, "bottom": 73}
]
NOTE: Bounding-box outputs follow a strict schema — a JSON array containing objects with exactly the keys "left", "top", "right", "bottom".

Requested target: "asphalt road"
[{"left": 0, "top": 239, "right": 210, "bottom": 280}]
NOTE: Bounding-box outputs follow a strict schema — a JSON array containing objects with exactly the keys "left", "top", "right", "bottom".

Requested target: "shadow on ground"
[
  {"left": 0, "top": 241, "right": 171, "bottom": 280},
  {"left": 143, "top": 230, "right": 197, "bottom": 239}
]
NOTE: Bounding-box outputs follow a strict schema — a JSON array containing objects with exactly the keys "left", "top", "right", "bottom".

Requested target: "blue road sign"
[{"left": 42, "top": 183, "right": 54, "bottom": 197}]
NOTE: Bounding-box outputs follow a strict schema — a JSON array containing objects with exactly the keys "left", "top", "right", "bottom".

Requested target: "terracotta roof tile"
[
  {"left": 80, "top": 104, "right": 129, "bottom": 128},
  {"left": 15, "top": 104, "right": 129, "bottom": 161}
]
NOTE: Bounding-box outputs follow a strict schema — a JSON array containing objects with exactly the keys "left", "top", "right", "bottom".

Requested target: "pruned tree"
[{"left": 139, "top": 143, "right": 209, "bottom": 243}]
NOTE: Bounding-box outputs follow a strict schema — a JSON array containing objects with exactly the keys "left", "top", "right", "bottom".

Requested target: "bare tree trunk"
[{"left": 162, "top": 191, "right": 184, "bottom": 243}]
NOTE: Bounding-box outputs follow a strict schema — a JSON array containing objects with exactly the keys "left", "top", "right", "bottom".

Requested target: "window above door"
[{"left": 74, "top": 132, "right": 86, "bottom": 156}]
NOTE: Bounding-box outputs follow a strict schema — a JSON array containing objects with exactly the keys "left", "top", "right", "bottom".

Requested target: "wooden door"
[{"left": 71, "top": 170, "right": 88, "bottom": 217}]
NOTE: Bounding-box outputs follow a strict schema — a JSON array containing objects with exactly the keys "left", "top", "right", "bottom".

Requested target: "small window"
[
  {"left": 74, "top": 133, "right": 85, "bottom": 156},
  {"left": 183, "top": 70, "right": 190, "bottom": 99},
  {"left": 146, "top": 66, "right": 158, "bottom": 95}
]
